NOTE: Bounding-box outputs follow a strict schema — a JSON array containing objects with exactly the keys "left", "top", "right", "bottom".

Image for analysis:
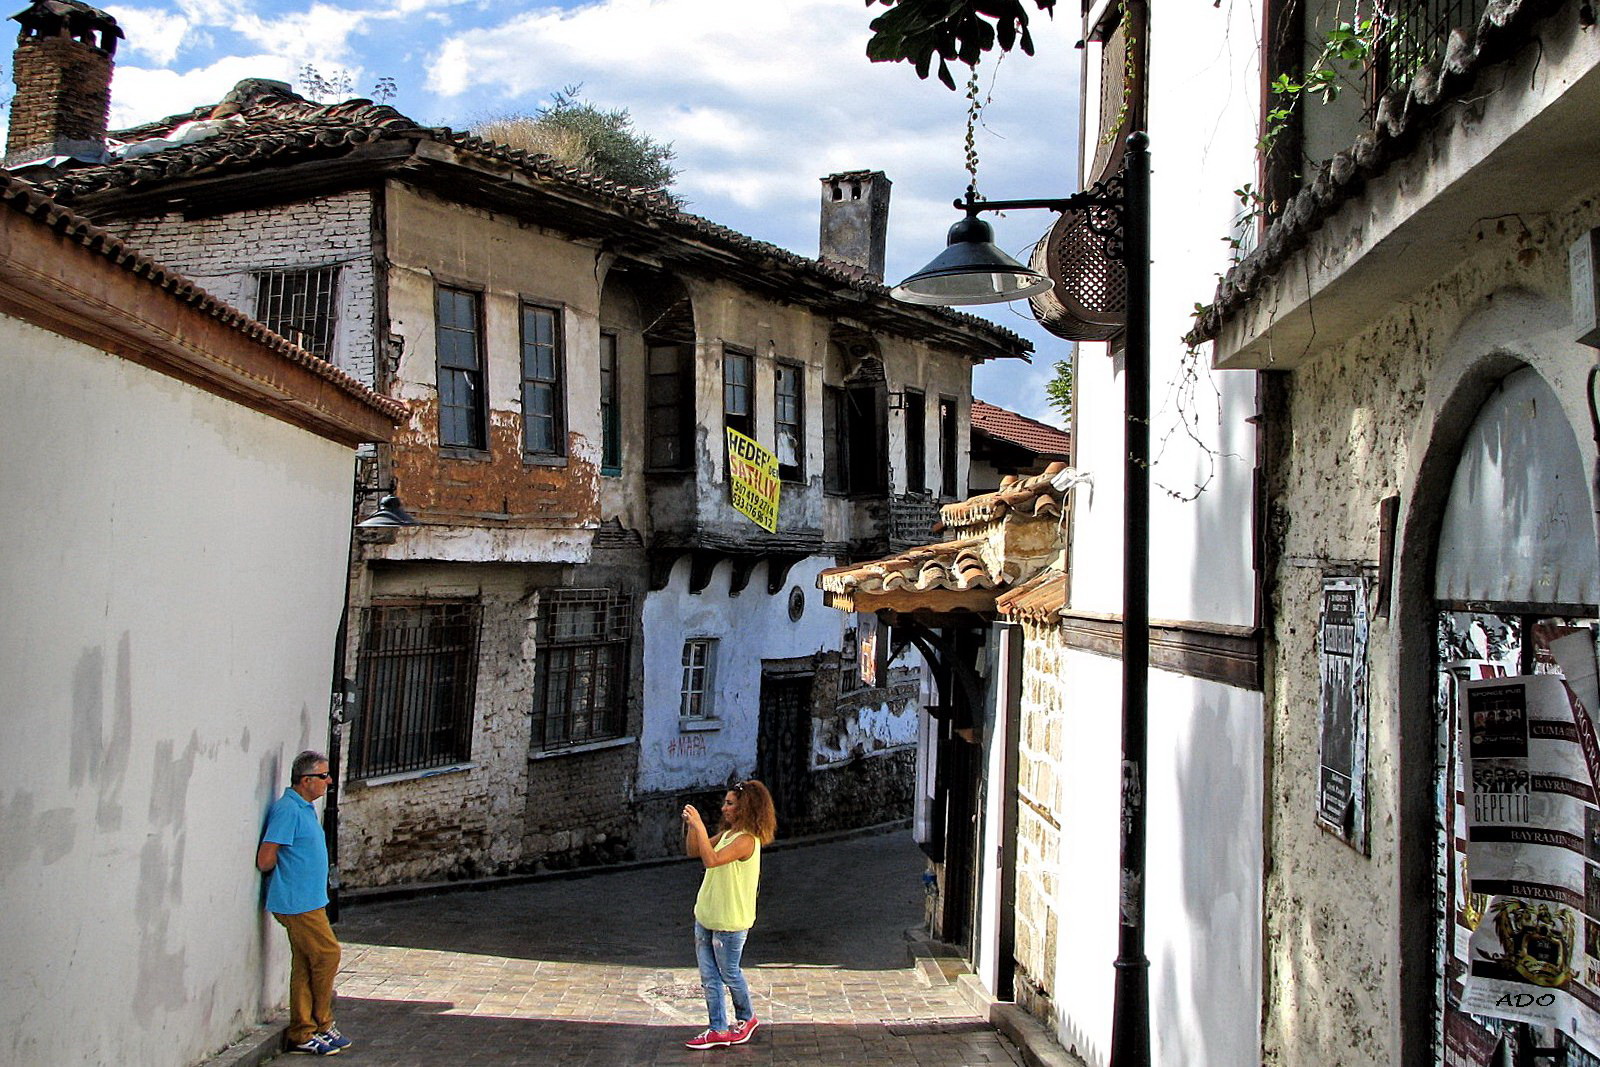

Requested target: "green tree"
[
  {"left": 474, "top": 86, "right": 679, "bottom": 204},
  {"left": 1045, "top": 357, "right": 1072, "bottom": 422},
  {"left": 865, "top": 0, "right": 1056, "bottom": 89}
]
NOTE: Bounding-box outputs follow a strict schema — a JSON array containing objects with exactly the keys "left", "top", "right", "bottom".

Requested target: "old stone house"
[
  {"left": 925, "top": 1, "right": 1600, "bottom": 1066},
  {"left": 0, "top": 170, "right": 401, "bottom": 1064},
  {"left": 8, "top": 0, "right": 1029, "bottom": 890}
]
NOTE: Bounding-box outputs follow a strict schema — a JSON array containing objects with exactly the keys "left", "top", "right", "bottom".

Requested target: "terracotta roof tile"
[
  {"left": 971, "top": 399, "right": 1071, "bottom": 456},
  {"left": 1190, "top": 0, "right": 1553, "bottom": 344},
  {"left": 0, "top": 169, "right": 406, "bottom": 423},
  {"left": 28, "top": 85, "right": 1027, "bottom": 356},
  {"left": 818, "top": 537, "right": 1006, "bottom": 596},
  {"left": 940, "top": 461, "right": 1070, "bottom": 529},
  {"left": 995, "top": 568, "right": 1068, "bottom": 624}
]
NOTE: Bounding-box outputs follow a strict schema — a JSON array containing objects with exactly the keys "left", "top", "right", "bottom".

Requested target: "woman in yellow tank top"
[{"left": 681, "top": 779, "right": 776, "bottom": 1050}]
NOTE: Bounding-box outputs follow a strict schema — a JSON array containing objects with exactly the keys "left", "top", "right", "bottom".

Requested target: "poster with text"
[
  {"left": 1460, "top": 673, "right": 1600, "bottom": 1056},
  {"left": 1317, "top": 576, "right": 1369, "bottom": 851},
  {"left": 726, "top": 428, "right": 780, "bottom": 533}
]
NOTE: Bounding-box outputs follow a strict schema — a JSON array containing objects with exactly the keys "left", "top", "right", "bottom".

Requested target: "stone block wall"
[
  {"left": 1013, "top": 623, "right": 1066, "bottom": 1020},
  {"left": 1259, "top": 186, "right": 1600, "bottom": 1066},
  {"left": 103, "top": 191, "right": 379, "bottom": 385}
]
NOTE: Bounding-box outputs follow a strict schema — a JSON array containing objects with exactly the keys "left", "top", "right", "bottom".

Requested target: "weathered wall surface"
[
  {"left": 1013, "top": 623, "right": 1066, "bottom": 1027},
  {"left": 103, "top": 191, "right": 379, "bottom": 384},
  {"left": 338, "top": 562, "right": 559, "bottom": 888},
  {"left": 1260, "top": 187, "right": 1600, "bottom": 1067},
  {"left": 0, "top": 316, "right": 355, "bottom": 1066},
  {"left": 380, "top": 184, "right": 601, "bottom": 548}
]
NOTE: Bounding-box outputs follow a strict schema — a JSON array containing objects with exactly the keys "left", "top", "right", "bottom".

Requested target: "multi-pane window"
[
  {"left": 520, "top": 302, "right": 565, "bottom": 457},
  {"left": 533, "top": 589, "right": 633, "bottom": 750},
  {"left": 647, "top": 343, "right": 690, "bottom": 470},
  {"left": 680, "top": 638, "right": 718, "bottom": 720},
  {"left": 939, "top": 396, "right": 960, "bottom": 498},
  {"left": 775, "top": 362, "right": 804, "bottom": 482},
  {"left": 351, "top": 600, "right": 482, "bottom": 778},
  {"left": 723, "top": 347, "right": 753, "bottom": 439},
  {"left": 904, "top": 389, "right": 926, "bottom": 494},
  {"left": 255, "top": 266, "right": 339, "bottom": 359},
  {"left": 600, "top": 332, "right": 621, "bottom": 474},
  {"left": 436, "top": 286, "right": 487, "bottom": 450}
]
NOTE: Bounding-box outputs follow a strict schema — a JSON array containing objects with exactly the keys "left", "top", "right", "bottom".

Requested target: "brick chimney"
[
  {"left": 7, "top": 0, "right": 123, "bottom": 167},
  {"left": 819, "top": 171, "right": 891, "bottom": 282}
]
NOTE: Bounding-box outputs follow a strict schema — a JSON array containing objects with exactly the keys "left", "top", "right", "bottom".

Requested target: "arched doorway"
[{"left": 1429, "top": 365, "right": 1600, "bottom": 1064}]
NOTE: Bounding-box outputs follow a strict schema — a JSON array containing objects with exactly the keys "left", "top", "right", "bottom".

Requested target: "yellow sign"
[{"left": 726, "top": 428, "right": 780, "bottom": 533}]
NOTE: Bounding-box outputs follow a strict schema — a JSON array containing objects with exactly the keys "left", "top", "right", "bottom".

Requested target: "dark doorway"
[{"left": 758, "top": 671, "right": 813, "bottom": 830}]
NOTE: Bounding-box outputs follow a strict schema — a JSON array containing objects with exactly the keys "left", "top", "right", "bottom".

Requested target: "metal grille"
[
  {"left": 254, "top": 266, "right": 340, "bottom": 359},
  {"left": 533, "top": 589, "right": 634, "bottom": 750},
  {"left": 1371, "top": 0, "right": 1490, "bottom": 103},
  {"left": 351, "top": 601, "right": 482, "bottom": 778}
]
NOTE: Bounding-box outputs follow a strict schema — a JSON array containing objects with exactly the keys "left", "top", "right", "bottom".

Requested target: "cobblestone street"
[{"left": 273, "top": 831, "right": 1020, "bottom": 1066}]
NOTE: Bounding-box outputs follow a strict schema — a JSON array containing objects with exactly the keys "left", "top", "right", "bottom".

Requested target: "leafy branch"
[
  {"left": 1259, "top": 17, "right": 1375, "bottom": 155},
  {"left": 864, "top": 0, "right": 1056, "bottom": 89}
]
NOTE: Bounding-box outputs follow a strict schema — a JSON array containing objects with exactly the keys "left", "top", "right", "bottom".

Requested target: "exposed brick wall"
[
  {"left": 1013, "top": 622, "right": 1065, "bottom": 1020},
  {"left": 7, "top": 37, "right": 111, "bottom": 161},
  {"left": 101, "top": 192, "right": 379, "bottom": 385}
]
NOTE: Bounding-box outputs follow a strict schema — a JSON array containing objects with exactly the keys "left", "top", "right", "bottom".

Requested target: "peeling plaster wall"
[
  {"left": 1260, "top": 187, "right": 1600, "bottom": 1067},
  {"left": 101, "top": 191, "right": 379, "bottom": 385},
  {"left": 0, "top": 316, "right": 355, "bottom": 1065},
  {"left": 380, "top": 183, "right": 602, "bottom": 553},
  {"left": 336, "top": 562, "right": 562, "bottom": 888},
  {"left": 638, "top": 555, "right": 842, "bottom": 796}
]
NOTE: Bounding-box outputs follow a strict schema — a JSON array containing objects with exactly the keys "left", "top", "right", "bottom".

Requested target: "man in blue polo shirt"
[{"left": 257, "top": 750, "right": 351, "bottom": 1057}]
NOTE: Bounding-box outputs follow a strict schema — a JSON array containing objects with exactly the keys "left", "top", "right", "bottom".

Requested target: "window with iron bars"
[
  {"left": 532, "top": 589, "right": 634, "bottom": 750},
  {"left": 350, "top": 600, "right": 482, "bottom": 778},
  {"left": 254, "top": 266, "right": 340, "bottom": 359}
]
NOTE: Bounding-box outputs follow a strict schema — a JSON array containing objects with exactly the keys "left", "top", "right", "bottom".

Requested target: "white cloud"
[
  {"left": 107, "top": 54, "right": 298, "bottom": 128},
  {"left": 103, "top": 5, "right": 193, "bottom": 66}
]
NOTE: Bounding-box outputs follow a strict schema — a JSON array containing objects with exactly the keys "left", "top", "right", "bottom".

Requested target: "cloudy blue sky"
[{"left": 25, "top": 0, "right": 1081, "bottom": 426}]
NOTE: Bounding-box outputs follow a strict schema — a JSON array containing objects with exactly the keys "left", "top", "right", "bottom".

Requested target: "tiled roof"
[
  {"left": 995, "top": 568, "right": 1068, "bottom": 624},
  {"left": 0, "top": 169, "right": 406, "bottom": 422},
  {"left": 30, "top": 83, "right": 1027, "bottom": 356},
  {"left": 971, "top": 399, "right": 1071, "bottom": 456},
  {"left": 1189, "top": 0, "right": 1555, "bottom": 344},
  {"left": 817, "top": 537, "right": 1005, "bottom": 597},
  {"left": 940, "top": 461, "right": 1069, "bottom": 529}
]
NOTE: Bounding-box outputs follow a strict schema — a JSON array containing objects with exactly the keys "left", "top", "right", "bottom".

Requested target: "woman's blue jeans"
[{"left": 693, "top": 921, "right": 752, "bottom": 1031}]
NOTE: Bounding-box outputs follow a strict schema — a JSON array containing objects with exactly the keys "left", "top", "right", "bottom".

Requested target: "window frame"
[
  {"left": 531, "top": 588, "right": 634, "bottom": 752},
  {"left": 435, "top": 285, "right": 489, "bottom": 453},
  {"left": 349, "top": 599, "right": 482, "bottom": 779},
  {"left": 723, "top": 345, "right": 754, "bottom": 440},
  {"left": 939, "top": 395, "right": 960, "bottom": 499},
  {"left": 254, "top": 265, "right": 341, "bottom": 360},
  {"left": 519, "top": 299, "right": 567, "bottom": 462},
  {"left": 600, "top": 330, "right": 622, "bottom": 476},
  {"left": 774, "top": 360, "right": 805, "bottom": 483},
  {"left": 647, "top": 342, "right": 692, "bottom": 472},
  {"left": 903, "top": 388, "right": 926, "bottom": 495},
  {"left": 679, "top": 637, "right": 719, "bottom": 724}
]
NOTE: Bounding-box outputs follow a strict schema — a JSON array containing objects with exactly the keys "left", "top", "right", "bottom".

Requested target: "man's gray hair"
[{"left": 291, "top": 750, "right": 329, "bottom": 782}]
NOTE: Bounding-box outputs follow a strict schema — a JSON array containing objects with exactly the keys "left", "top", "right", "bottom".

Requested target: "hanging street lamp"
[{"left": 891, "top": 132, "right": 1153, "bottom": 1067}]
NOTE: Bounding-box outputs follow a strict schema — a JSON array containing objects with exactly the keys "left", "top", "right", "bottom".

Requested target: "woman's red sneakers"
[
  {"left": 684, "top": 1028, "right": 733, "bottom": 1050},
  {"left": 727, "top": 1017, "right": 760, "bottom": 1045}
]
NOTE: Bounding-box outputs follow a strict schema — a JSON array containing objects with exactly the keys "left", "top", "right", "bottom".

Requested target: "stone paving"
[{"left": 276, "top": 830, "right": 1020, "bottom": 1066}]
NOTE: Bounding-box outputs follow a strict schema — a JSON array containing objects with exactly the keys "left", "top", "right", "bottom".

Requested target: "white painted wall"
[
  {"left": 638, "top": 556, "right": 843, "bottom": 794},
  {"left": 0, "top": 316, "right": 357, "bottom": 1065},
  {"left": 1046, "top": 5, "right": 1266, "bottom": 1063},
  {"left": 1073, "top": 2, "right": 1260, "bottom": 625}
]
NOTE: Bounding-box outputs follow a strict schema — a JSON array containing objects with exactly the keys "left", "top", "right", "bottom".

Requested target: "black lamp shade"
[
  {"left": 890, "top": 215, "right": 1055, "bottom": 306},
  {"left": 356, "top": 494, "right": 419, "bottom": 528}
]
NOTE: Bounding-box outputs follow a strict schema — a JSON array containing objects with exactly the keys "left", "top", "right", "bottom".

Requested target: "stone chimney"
[
  {"left": 819, "top": 171, "right": 891, "bottom": 282},
  {"left": 7, "top": 0, "right": 123, "bottom": 167}
]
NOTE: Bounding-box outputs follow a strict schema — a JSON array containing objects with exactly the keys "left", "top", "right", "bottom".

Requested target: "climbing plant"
[{"left": 864, "top": 0, "right": 1056, "bottom": 89}]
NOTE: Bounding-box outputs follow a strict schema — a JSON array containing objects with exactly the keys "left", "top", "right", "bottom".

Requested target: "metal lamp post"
[{"left": 891, "top": 132, "right": 1152, "bottom": 1067}]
